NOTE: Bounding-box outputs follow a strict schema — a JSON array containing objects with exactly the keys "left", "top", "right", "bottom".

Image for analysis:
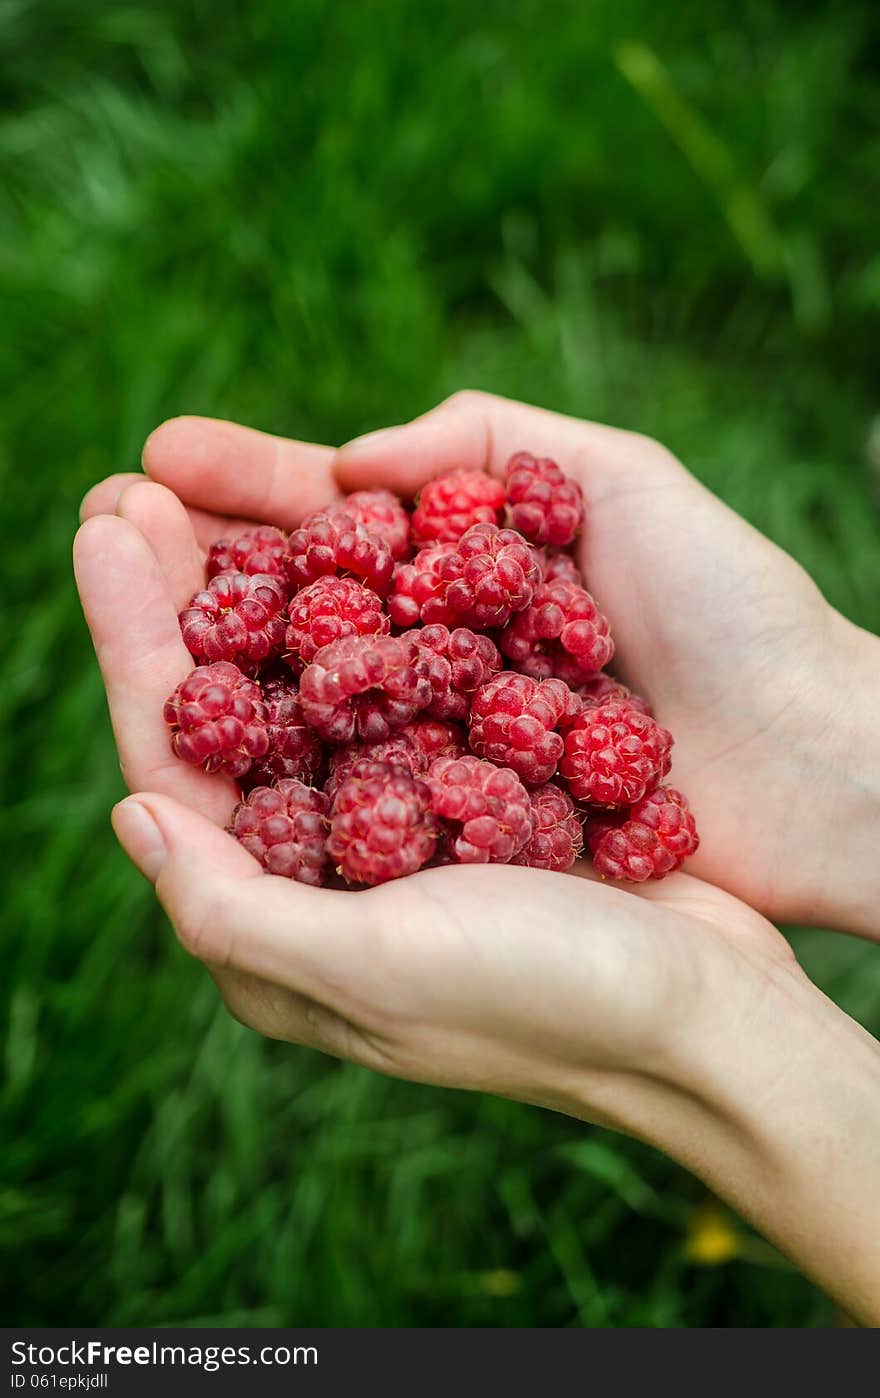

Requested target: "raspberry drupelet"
[
  {"left": 560, "top": 699, "right": 673, "bottom": 806},
  {"left": 411, "top": 470, "right": 506, "bottom": 547},
  {"left": 426, "top": 754, "right": 535, "bottom": 864},
  {"left": 343, "top": 489, "right": 412, "bottom": 560},
  {"left": 513, "top": 783, "right": 584, "bottom": 872},
  {"left": 388, "top": 542, "right": 461, "bottom": 627},
  {"left": 534, "top": 549, "right": 584, "bottom": 586},
  {"left": 499, "top": 580, "right": 613, "bottom": 682},
  {"left": 325, "top": 717, "right": 466, "bottom": 798},
  {"left": 284, "top": 509, "right": 395, "bottom": 595},
  {"left": 576, "top": 673, "right": 653, "bottom": 716},
  {"left": 505, "top": 451, "right": 585, "bottom": 547},
  {"left": 179, "top": 572, "right": 288, "bottom": 670},
  {"left": 468, "top": 672, "right": 581, "bottom": 786},
  {"left": 285, "top": 576, "right": 388, "bottom": 672},
  {"left": 327, "top": 761, "right": 438, "bottom": 885},
  {"left": 246, "top": 670, "right": 324, "bottom": 788},
  {"left": 298, "top": 633, "right": 432, "bottom": 744},
  {"left": 587, "top": 786, "right": 699, "bottom": 882},
  {"left": 231, "top": 779, "right": 329, "bottom": 884},
  {"left": 207, "top": 526, "right": 289, "bottom": 582},
  {"left": 443, "top": 522, "right": 541, "bottom": 628},
  {"left": 407, "top": 624, "right": 502, "bottom": 722},
  {"left": 163, "top": 662, "right": 268, "bottom": 778}
]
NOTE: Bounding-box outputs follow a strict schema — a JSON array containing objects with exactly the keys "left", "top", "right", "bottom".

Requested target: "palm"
[
  {"left": 568, "top": 448, "right": 833, "bottom": 914},
  {"left": 75, "top": 456, "right": 790, "bottom": 1070}
]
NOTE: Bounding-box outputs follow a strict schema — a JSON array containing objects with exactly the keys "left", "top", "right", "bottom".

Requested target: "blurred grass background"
[{"left": 3, "top": 0, "right": 880, "bottom": 1327}]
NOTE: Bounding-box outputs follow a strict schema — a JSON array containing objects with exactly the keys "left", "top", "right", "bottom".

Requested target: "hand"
[
  {"left": 75, "top": 462, "right": 880, "bottom": 1324},
  {"left": 84, "top": 395, "right": 880, "bottom": 933}
]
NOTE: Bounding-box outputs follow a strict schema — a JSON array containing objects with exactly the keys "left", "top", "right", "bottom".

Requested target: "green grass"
[{"left": 3, "top": 0, "right": 880, "bottom": 1327}]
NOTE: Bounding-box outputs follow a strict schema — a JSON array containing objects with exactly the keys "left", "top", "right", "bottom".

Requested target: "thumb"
[{"left": 112, "top": 793, "right": 370, "bottom": 1007}]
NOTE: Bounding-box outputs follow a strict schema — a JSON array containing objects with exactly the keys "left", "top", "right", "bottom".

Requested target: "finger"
[
  {"left": 143, "top": 415, "right": 344, "bottom": 528},
  {"left": 112, "top": 793, "right": 373, "bottom": 1009},
  {"left": 115, "top": 480, "right": 205, "bottom": 606},
  {"left": 334, "top": 390, "right": 650, "bottom": 498},
  {"left": 73, "top": 515, "right": 236, "bottom": 822},
  {"left": 80, "top": 473, "right": 145, "bottom": 521},
  {"left": 80, "top": 472, "right": 256, "bottom": 550}
]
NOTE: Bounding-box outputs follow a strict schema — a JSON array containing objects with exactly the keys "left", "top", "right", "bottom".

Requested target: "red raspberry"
[
  {"left": 560, "top": 699, "right": 673, "bottom": 806},
  {"left": 299, "top": 633, "right": 431, "bottom": 744},
  {"left": 284, "top": 510, "right": 394, "bottom": 595},
  {"left": 326, "top": 718, "right": 466, "bottom": 797},
  {"left": 207, "top": 526, "right": 288, "bottom": 582},
  {"left": 285, "top": 576, "right": 388, "bottom": 672},
  {"left": 426, "top": 755, "right": 535, "bottom": 864},
  {"left": 499, "top": 580, "right": 613, "bottom": 682},
  {"left": 327, "top": 761, "right": 438, "bottom": 885},
  {"left": 179, "top": 572, "right": 288, "bottom": 670},
  {"left": 343, "top": 489, "right": 411, "bottom": 561},
  {"left": 505, "top": 451, "right": 585, "bottom": 547},
  {"left": 443, "top": 522, "right": 541, "bottom": 628},
  {"left": 246, "top": 671, "right": 324, "bottom": 787},
  {"left": 407, "top": 624, "right": 502, "bottom": 722},
  {"left": 231, "top": 779, "right": 328, "bottom": 884},
  {"left": 468, "top": 673, "right": 581, "bottom": 786},
  {"left": 411, "top": 470, "right": 506, "bottom": 547},
  {"left": 388, "top": 542, "right": 461, "bottom": 627},
  {"left": 513, "top": 783, "right": 584, "bottom": 872},
  {"left": 164, "top": 661, "right": 268, "bottom": 778},
  {"left": 587, "top": 786, "right": 699, "bottom": 882},
  {"left": 534, "top": 549, "right": 584, "bottom": 586},
  {"left": 576, "top": 674, "right": 653, "bottom": 716},
  {"left": 395, "top": 717, "right": 467, "bottom": 765}
]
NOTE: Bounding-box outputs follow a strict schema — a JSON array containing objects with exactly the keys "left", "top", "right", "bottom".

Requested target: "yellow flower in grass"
[{"left": 685, "top": 1204, "right": 740, "bottom": 1265}]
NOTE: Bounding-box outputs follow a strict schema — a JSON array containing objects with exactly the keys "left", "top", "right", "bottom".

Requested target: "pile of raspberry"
[{"left": 165, "top": 456, "right": 698, "bottom": 887}]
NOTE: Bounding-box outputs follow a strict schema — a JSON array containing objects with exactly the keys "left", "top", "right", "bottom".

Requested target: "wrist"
[
  {"left": 761, "top": 612, "right": 878, "bottom": 939},
  {"left": 820, "top": 615, "right": 880, "bottom": 936},
  {"left": 591, "top": 940, "right": 880, "bottom": 1324}
]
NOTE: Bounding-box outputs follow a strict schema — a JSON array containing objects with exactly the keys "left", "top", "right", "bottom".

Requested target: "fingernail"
[
  {"left": 341, "top": 426, "right": 394, "bottom": 453},
  {"left": 111, "top": 798, "right": 168, "bottom": 882}
]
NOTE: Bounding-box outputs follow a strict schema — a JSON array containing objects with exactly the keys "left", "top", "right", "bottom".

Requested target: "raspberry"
[
  {"left": 343, "top": 489, "right": 411, "bottom": 560},
  {"left": 426, "top": 754, "right": 534, "bottom": 864},
  {"left": 327, "top": 761, "right": 437, "bottom": 885},
  {"left": 499, "top": 580, "right": 613, "bottom": 682},
  {"left": 326, "top": 718, "right": 466, "bottom": 797},
  {"left": 411, "top": 470, "right": 506, "bottom": 547},
  {"left": 407, "top": 624, "right": 502, "bottom": 722},
  {"left": 285, "top": 576, "right": 388, "bottom": 672},
  {"left": 576, "top": 674, "right": 653, "bottom": 716},
  {"left": 388, "top": 543, "right": 461, "bottom": 627},
  {"left": 513, "top": 783, "right": 584, "bottom": 872},
  {"left": 560, "top": 699, "right": 673, "bottom": 806},
  {"left": 163, "top": 662, "right": 268, "bottom": 778},
  {"left": 587, "top": 786, "right": 699, "bottom": 882},
  {"left": 299, "top": 633, "right": 431, "bottom": 744},
  {"left": 443, "top": 522, "right": 541, "bottom": 628},
  {"left": 246, "top": 671, "right": 324, "bottom": 787},
  {"left": 231, "top": 779, "right": 328, "bottom": 884},
  {"left": 179, "top": 572, "right": 288, "bottom": 670},
  {"left": 395, "top": 717, "right": 467, "bottom": 765},
  {"left": 207, "top": 526, "right": 288, "bottom": 582},
  {"left": 505, "top": 451, "right": 585, "bottom": 547},
  {"left": 534, "top": 549, "right": 584, "bottom": 586},
  {"left": 468, "top": 673, "right": 581, "bottom": 786},
  {"left": 284, "top": 510, "right": 394, "bottom": 595}
]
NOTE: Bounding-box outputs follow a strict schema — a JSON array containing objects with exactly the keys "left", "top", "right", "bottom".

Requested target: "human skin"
[{"left": 76, "top": 393, "right": 880, "bottom": 1323}]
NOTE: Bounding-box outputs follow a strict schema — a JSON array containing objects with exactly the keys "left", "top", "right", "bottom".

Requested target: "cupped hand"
[
  {"left": 73, "top": 478, "right": 795, "bottom": 1130},
  {"left": 82, "top": 397, "right": 880, "bottom": 932}
]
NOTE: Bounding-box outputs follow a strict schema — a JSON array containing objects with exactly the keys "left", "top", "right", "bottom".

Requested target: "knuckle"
[
  {"left": 443, "top": 387, "right": 492, "bottom": 414},
  {"left": 622, "top": 429, "right": 682, "bottom": 474}
]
